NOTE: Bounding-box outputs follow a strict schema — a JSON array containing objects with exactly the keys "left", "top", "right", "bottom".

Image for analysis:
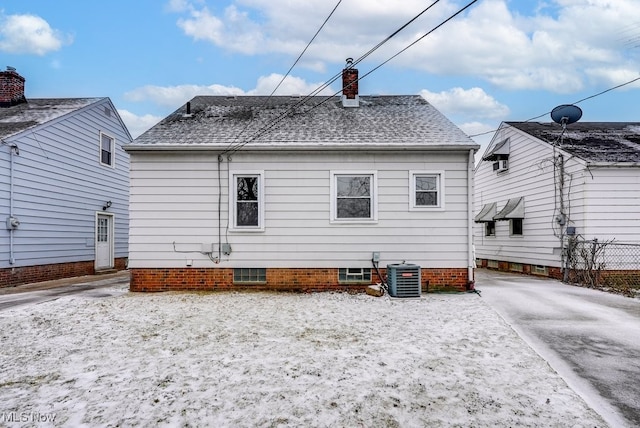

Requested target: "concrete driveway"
[
  {"left": 0, "top": 271, "right": 129, "bottom": 311},
  {"left": 475, "top": 268, "right": 640, "bottom": 428}
]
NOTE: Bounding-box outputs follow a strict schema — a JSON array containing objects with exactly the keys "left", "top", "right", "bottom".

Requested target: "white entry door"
[{"left": 95, "top": 213, "right": 114, "bottom": 270}]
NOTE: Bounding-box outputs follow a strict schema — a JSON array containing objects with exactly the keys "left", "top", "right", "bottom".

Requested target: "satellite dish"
[{"left": 551, "top": 104, "right": 582, "bottom": 126}]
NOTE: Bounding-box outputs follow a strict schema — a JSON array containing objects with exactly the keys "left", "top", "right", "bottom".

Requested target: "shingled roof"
[
  {"left": 507, "top": 121, "right": 640, "bottom": 163},
  {"left": 127, "top": 95, "right": 478, "bottom": 151},
  {"left": 0, "top": 98, "right": 101, "bottom": 140}
]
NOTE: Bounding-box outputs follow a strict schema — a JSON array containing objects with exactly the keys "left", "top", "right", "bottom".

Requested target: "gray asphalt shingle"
[
  {"left": 128, "top": 95, "right": 478, "bottom": 151},
  {"left": 508, "top": 121, "right": 640, "bottom": 163},
  {"left": 0, "top": 98, "right": 100, "bottom": 140}
]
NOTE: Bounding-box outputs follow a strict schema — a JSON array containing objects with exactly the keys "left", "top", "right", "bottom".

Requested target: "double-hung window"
[
  {"left": 100, "top": 132, "right": 115, "bottom": 167},
  {"left": 409, "top": 171, "right": 444, "bottom": 211},
  {"left": 230, "top": 171, "right": 264, "bottom": 231},
  {"left": 330, "top": 171, "right": 377, "bottom": 222}
]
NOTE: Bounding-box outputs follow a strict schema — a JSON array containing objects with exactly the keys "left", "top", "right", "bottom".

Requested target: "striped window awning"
[
  {"left": 474, "top": 202, "right": 497, "bottom": 223},
  {"left": 494, "top": 197, "right": 525, "bottom": 220},
  {"left": 482, "top": 138, "right": 510, "bottom": 161}
]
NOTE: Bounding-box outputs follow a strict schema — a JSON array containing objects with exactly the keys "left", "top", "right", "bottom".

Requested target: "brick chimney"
[
  {"left": 0, "top": 67, "right": 26, "bottom": 108},
  {"left": 341, "top": 58, "right": 359, "bottom": 107}
]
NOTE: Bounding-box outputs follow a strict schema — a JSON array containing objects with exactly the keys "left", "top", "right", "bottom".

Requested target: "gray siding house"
[
  {"left": 124, "top": 65, "right": 479, "bottom": 292},
  {"left": 474, "top": 121, "right": 640, "bottom": 281},
  {"left": 0, "top": 68, "right": 131, "bottom": 287}
]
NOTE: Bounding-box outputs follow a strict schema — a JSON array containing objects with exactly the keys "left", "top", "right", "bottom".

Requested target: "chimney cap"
[{"left": 345, "top": 58, "right": 353, "bottom": 67}]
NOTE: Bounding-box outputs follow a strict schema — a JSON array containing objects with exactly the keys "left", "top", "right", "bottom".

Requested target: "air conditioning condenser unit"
[
  {"left": 387, "top": 264, "right": 421, "bottom": 298},
  {"left": 493, "top": 159, "right": 509, "bottom": 172}
]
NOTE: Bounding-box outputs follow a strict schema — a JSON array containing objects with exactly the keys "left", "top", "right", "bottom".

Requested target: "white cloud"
[
  {"left": 248, "top": 74, "right": 335, "bottom": 96},
  {"left": 124, "top": 83, "right": 245, "bottom": 107},
  {"left": 168, "top": 0, "right": 640, "bottom": 93},
  {"left": 420, "top": 87, "right": 509, "bottom": 119},
  {"left": 118, "top": 110, "right": 164, "bottom": 139},
  {"left": 125, "top": 74, "right": 335, "bottom": 108},
  {"left": 0, "top": 13, "right": 70, "bottom": 55},
  {"left": 176, "top": 5, "right": 263, "bottom": 54}
]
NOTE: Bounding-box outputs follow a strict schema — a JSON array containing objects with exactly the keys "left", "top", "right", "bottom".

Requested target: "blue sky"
[{"left": 1, "top": 0, "right": 639, "bottom": 154}]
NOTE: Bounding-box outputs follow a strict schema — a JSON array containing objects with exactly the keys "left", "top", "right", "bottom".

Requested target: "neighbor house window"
[
  {"left": 234, "top": 268, "right": 266, "bottom": 283},
  {"left": 100, "top": 132, "right": 114, "bottom": 167},
  {"left": 331, "top": 171, "right": 377, "bottom": 222},
  {"left": 409, "top": 171, "right": 445, "bottom": 211},
  {"left": 511, "top": 218, "right": 523, "bottom": 236},
  {"left": 338, "top": 268, "right": 372, "bottom": 283},
  {"left": 230, "top": 171, "right": 265, "bottom": 231},
  {"left": 485, "top": 221, "right": 496, "bottom": 236}
]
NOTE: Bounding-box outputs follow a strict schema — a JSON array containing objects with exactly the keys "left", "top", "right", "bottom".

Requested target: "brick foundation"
[
  {"left": 0, "top": 258, "right": 128, "bottom": 288},
  {"left": 476, "top": 259, "right": 562, "bottom": 280},
  {"left": 129, "top": 267, "right": 470, "bottom": 293}
]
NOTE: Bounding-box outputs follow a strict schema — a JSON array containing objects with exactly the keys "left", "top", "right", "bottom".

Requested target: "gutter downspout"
[
  {"left": 467, "top": 149, "right": 475, "bottom": 289},
  {"left": 7, "top": 143, "right": 19, "bottom": 264}
]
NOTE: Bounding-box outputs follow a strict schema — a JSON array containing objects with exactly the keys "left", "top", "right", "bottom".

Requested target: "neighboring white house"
[
  {"left": 124, "top": 65, "right": 479, "bottom": 292},
  {"left": 474, "top": 121, "right": 640, "bottom": 280},
  {"left": 0, "top": 68, "right": 131, "bottom": 287}
]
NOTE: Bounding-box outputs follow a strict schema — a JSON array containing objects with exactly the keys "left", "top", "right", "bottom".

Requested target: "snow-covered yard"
[{"left": 0, "top": 286, "right": 606, "bottom": 427}]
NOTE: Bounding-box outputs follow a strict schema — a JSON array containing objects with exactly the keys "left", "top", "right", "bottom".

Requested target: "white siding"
[
  {"left": 581, "top": 167, "right": 640, "bottom": 243},
  {"left": 475, "top": 124, "right": 640, "bottom": 268},
  {"left": 129, "top": 150, "right": 472, "bottom": 269},
  {"left": 474, "top": 126, "right": 563, "bottom": 267},
  {"left": 0, "top": 99, "right": 130, "bottom": 268}
]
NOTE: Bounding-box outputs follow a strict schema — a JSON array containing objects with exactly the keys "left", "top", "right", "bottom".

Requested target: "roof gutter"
[
  {"left": 585, "top": 162, "right": 640, "bottom": 168},
  {"left": 124, "top": 143, "right": 480, "bottom": 153}
]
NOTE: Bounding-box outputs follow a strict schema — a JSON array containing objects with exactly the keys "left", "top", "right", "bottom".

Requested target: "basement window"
[
  {"left": 338, "top": 268, "right": 372, "bottom": 283},
  {"left": 233, "top": 268, "right": 266, "bottom": 283}
]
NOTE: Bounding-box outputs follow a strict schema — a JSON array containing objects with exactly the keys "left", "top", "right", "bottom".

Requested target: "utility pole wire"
[
  {"left": 223, "top": 0, "right": 343, "bottom": 153},
  {"left": 469, "top": 74, "right": 640, "bottom": 138},
  {"left": 226, "top": 0, "right": 475, "bottom": 154}
]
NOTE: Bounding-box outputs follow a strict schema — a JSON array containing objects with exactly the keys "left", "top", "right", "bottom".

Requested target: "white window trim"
[
  {"left": 99, "top": 132, "right": 115, "bottom": 168},
  {"left": 330, "top": 171, "right": 378, "bottom": 224},
  {"left": 229, "top": 170, "right": 265, "bottom": 232},
  {"left": 409, "top": 170, "right": 445, "bottom": 211}
]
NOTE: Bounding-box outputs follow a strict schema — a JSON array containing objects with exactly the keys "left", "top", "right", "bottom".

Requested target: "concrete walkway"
[
  {"left": 476, "top": 268, "right": 640, "bottom": 428},
  {"left": 0, "top": 270, "right": 129, "bottom": 311}
]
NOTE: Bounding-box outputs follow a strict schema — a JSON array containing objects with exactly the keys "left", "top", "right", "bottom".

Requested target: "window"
[
  {"left": 485, "top": 221, "right": 496, "bottom": 236},
  {"left": 100, "top": 132, "right": 114, "bottom": 167},
  {"left": 510, "top": 262, "right": 523, "bottom": 272},
  {"left": 230, "top": 171, "right": 264, "bottom": 231},
  {"left": 330, "top": 172, "right": 377, "bottom": 222},
  {"left": 97, "top": 217, "right": 108, "bottom": 242},
  {"left": 338, "top": 268, "right": 372, "bottom": 283},
  {"left": 234, "top": 268, "right": 266, "bottom": 283},
  {"left": 409, "top": 171, "right": 445, "bottom": 211},
  {"left": 532, "top": 265, "right": 549, "bottom": 276},
  {"left": 511, "top": 218, "right": 523, "bottom": 236}
]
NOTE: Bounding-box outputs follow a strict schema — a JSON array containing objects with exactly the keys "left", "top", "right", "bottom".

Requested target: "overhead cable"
[
  {"left": 223, "top": 0, "right": 343, "bottom": 153},
  {"left": 225, "top": 0, "right": 473, "bottom": 154}
]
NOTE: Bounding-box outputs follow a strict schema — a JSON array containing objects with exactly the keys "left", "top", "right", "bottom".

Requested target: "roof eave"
[
  {"left": 124, "top": 143, "right": 480, "bottom": 153},
  {"left": 585, "top": 161, "right": 640, "bottom": 168}
]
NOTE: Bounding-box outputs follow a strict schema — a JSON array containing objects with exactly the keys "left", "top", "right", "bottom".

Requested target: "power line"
[
  {"left": 225, "top": 0, "right": 473, "bottom": 154},
  {"left": 468, "top": 74, "right": 640, "bottom": 138},
  {"left": 223, "top": 0, "right": 343, "bottom": 153}
]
